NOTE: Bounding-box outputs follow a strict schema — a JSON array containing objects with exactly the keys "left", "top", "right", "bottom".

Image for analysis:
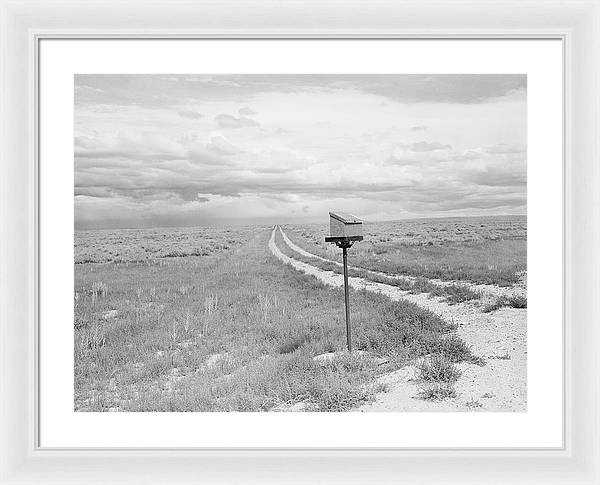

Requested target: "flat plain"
[
  {"left": 283, "top": 216, "right": 527, "bottom": 286},
  {"left": 74, "top": 215, "right": 527, "bottom": 412}
]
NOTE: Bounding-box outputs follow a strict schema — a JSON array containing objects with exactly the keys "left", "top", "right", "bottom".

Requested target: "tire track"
[
  {"left": 278, "top": 226, "right": 526, "bottom": 300},
  {"left": 269, "top": 226, "right": 526, "bottom": 412}
]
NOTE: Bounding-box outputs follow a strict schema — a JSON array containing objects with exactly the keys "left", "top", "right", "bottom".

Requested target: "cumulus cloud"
[
  {"left": 484, "top": 144, "right": 525, "bottom": 154},
  {"left": 389, "top": 141, "right": 454, "bottom": 165},
  {"left": 356, "top": 74, "right": 526, "bottom": 104},
  {"left": 467, "top": 166, "right": 526, "bottom": 187},
  {"left": 186, "top": 145, "right": 231, "bottom": 166},
  {"left": 74, "top": 74, "right": 526, "bottom": 109},
  {"left": 74, "top": 74, "right": 526, "bottom": 228},
  {"left": 178, "top": 109, "right": 204, "bottom": 119},
  {"left": 409, "top": 141, "right": 452, "bottom": 152},
  {"left": 215, "top": 114, "right": 260, "bottom": 129},
  {"left": 74, "top": 133, "right": 184, "bottom": 161},
  {"left": 206, "top": 135, "right": 241, "bottom": 155}
]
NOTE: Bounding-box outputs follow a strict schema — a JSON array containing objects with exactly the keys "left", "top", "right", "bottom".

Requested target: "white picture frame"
[{"left": 0, "top": 0, "right": 598, "bottom": 483}]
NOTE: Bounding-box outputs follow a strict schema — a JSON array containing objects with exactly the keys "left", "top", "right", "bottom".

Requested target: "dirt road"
[
  {"left": 279, "top": 226, "right": 526, "bottom": 299},
  {"left": 269, "top": 227, "right": 527, "bottom": 412}
]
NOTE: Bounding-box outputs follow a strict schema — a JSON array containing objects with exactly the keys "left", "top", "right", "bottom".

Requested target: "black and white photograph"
[{"left": 74, "top": 74, "right": 527, "bottom": 412}]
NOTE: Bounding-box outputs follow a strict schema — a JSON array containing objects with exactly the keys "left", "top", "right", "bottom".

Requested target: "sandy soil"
[{"left": 269, "top": 227, "right": 527, "bottom": 412}]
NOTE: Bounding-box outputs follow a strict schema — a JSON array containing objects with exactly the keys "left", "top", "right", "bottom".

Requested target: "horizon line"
[{"left": 74, "top": 213, "right": 527, "bottom": 232}]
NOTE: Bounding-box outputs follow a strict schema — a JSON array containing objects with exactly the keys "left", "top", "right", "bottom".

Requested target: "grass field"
[
  {"left": 282, "top": 216, "right": 526, "bottom": 286},
  {"left": 75, "top": 224, "right": 482, "bottom": 412},
  {"left": 274, "top": 228, "right": 482, "bottom": 305},
  {"left": 75, "top": 226, "right": 255, "bottom": 264},
  {"left": 74, "top": 216, "right": 525, "bottom": 412}
]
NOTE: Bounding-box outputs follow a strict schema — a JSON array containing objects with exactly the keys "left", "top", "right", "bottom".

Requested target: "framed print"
[
  {"left": 1, "top": 1, "right": 599, "bottom": 484},
  {"left": 40, "top": 39, "right": 561, "bottom": 449}
]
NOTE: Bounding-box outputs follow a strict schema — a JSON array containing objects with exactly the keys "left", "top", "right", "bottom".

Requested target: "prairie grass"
[
  {"left": 415, "top": 354, "right": 462, "bottom": 401},
  {"left": 416, "top": 354, "right": 462, "bottom": 383},
  {"left": 465, "top": 398, "right": 484, "bottom": 409},
  {"left": 274, "top": 230, "right": 481, "bottom": 305},
  {"left": 482, "top": 294, "right": 528, "bottom": 313},
  {"left": 283, "top": 216, "right": 526, "bottom": 286},
  {"left": 418, "top": 382, "right": 458, "bottom": 401},
  {"left": 75, "top": 228, "right": 479, "bottom": 412},
  {"left": 75, "top": 226, "right": 255, "bottom": 264}
]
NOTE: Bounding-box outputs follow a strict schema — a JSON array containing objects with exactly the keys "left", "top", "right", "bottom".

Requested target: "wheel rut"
[{"left": 269, "top": 226, "right": 527, "bottom": 412}]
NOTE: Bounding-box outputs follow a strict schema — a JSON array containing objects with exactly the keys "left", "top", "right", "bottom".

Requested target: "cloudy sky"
[{"left": 74, "top": 74, "right": 526, "bottom": 229}]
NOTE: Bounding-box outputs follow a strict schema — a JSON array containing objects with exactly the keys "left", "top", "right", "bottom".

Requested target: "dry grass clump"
[
  {"left": 277, "top": 334, "right": 310, "bottom": 354},
  {"left": 416, "top": 354, "right": 462, "bottom": 383},
  {"left": 482, "top": 294, "right": 527, "bottom": 313},
  {"left": 415, "top": 354, "right": 462, "bottom": 401},
  {"left": 418, "top": 382, "right": 458, "bottom": 401}
]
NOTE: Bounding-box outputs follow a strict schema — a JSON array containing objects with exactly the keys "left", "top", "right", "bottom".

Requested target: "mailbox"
[
  {"left": 328, "top": 212, "right": 363, "bottom": 239},
  {"left": 324, "top": 211, "right": 364, "bottom": 352}
]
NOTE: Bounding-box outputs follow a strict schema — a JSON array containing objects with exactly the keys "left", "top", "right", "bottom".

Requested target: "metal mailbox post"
[{"left": 325, "top": 212, "right": 363, "bottom": 352}]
